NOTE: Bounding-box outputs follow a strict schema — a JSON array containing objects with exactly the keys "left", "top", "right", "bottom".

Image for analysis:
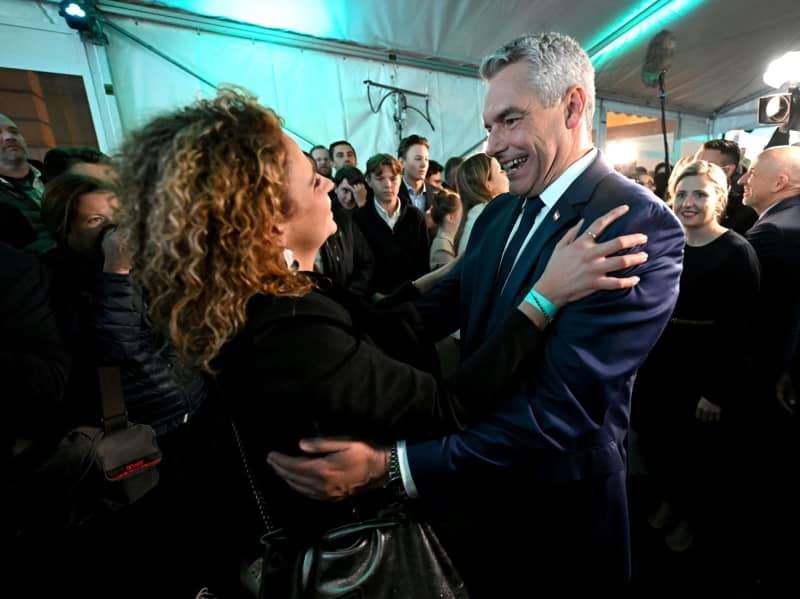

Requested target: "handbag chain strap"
[{"left": 229, "top": 418, "right": 277, "bottom": 534}]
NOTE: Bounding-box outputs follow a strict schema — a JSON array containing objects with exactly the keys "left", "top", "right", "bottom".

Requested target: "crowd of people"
[{"left": 4, "top": 29, "right": 799, "bottom": 598}]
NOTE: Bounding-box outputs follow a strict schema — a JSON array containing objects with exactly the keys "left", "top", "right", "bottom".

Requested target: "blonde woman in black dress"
[{"left": 634, "top": 160, "right": 760, "bottom": 560}]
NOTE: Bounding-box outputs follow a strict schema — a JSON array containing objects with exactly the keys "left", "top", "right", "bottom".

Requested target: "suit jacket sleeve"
[
  {"left": 233, "top": 294, "right": 544, "bottom": 445},
  {"left": 347, "top": 221, "right": 375, "bottom": 297},
  {"left": 406, "top": 196, "right": 685, "bottom": 493},
  {"left": 747, "top": 219, "right": 798, "bottom": 374},
  {"left": 702, "top": 238, "right": 761, "bottom": 408},
  {"left": 414, "top": 258, "right": 463, "bottom": 342}
]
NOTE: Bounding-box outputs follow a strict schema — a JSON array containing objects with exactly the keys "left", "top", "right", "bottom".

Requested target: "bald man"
[
  {"left": 0, "top": 113, "right": 52, "bottom": 252},
  {"left": 738, "top": 145, "right": 800, "bottom": 588}
]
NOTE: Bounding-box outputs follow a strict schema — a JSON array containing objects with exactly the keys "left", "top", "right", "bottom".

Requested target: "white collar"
[{"left": 538, "top": 148, "right": 597, "bottom": 210}]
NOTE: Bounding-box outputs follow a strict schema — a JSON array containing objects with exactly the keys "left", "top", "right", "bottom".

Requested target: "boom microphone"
[{"left": 641, "top": 30, "right": 676, "bottom": 88}]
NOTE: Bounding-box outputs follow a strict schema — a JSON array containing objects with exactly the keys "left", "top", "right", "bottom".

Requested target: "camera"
[{"left": 758, "top": 87, "right": 800, "bottom": 132}]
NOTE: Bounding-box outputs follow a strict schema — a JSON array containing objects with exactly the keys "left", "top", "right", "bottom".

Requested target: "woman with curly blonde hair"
[{"left": 118, "top": 89, "right": 648, "bottom": 595}]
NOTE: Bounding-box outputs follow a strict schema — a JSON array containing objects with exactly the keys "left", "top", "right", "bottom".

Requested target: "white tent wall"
[
  {"left": 101, "top": 15, "right": 487, "bottom": 162},
  {"left": 0, "top": 0, "right": 123, "bottom": 153}
]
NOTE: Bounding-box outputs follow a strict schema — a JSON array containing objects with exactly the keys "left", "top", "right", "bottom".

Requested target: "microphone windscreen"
[{"left": 642, "top": 30, "right": 676, "bottom": 88}]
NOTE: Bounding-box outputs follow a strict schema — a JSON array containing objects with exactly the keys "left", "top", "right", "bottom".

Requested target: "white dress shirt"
[{"left": 374, "top": 197, "right": 401, "bottom": 230}]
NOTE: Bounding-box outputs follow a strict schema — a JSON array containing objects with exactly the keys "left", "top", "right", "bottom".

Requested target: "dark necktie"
[{"left": 494, "top": 196, "right": 545, "bottom": 293}]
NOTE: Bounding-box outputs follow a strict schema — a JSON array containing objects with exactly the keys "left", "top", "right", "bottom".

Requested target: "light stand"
[
  {"left": 364, "top": 80, "right": 434, "bottom": 144},
  {"left": 658, "top": 72, "right": 670, "bottom": 181}
]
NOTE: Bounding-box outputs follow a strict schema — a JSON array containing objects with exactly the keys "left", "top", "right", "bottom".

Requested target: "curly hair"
[{"left": 117, "top": 88, "right": 313, "bottom": 374}]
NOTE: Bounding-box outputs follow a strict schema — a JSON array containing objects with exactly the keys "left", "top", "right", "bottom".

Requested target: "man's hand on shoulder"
[{"left": 267, "top": 438, "right": 390, "bottom": 501}]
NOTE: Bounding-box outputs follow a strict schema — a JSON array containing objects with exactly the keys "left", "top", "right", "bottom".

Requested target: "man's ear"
[
  {"left": 774, "top": 173, "right": 790, "bottom": 192},
  {"left": 564, "top": 86, "right": 587, "bottom": 130}
]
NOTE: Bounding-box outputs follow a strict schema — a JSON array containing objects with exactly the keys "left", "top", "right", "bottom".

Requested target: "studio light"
[
  {"left": 758, "top": 51, "right": 800, "bottom": 132},
  {"left": 763, "top": 51, "right": 800, "bottom": 89},
  {"left": 58, "top": 1, "right": 106, "bottom": 44}
]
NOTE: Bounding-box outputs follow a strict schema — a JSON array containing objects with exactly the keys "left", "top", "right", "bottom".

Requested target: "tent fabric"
[
  {"left": 2, "top": 0, "right": 799, "bottom": 158},
  {"left": 103, "top": 14, "right": 487, "bottom": 161},
  {"left": 147, "top": 0, "right": 800, "bottom": 118}
]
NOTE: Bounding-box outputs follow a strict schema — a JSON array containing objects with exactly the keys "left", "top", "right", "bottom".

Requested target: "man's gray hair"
[{"left": 480, "top": 32, "right": 596, "bottom": 130}]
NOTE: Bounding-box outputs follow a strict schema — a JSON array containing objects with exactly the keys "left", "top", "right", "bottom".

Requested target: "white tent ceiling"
[
  {"left": 128, "top": 0, "right": 800, "bottom": 118},
  {"left": 2, "top": 0, "right": 799, "bottom": 163}
]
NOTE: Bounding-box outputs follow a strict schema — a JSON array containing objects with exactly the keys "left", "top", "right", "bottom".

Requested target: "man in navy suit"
[
  {"left": 739, "top": 145, "right": 800, "bottom": 588},
  {"left": 268, "top": 33, "right": 685, "bottom": 593}
]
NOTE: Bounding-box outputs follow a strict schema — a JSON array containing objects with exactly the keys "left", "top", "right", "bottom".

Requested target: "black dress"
[{"left": 633, "top": 230, "right": 760, "bottom": 525}]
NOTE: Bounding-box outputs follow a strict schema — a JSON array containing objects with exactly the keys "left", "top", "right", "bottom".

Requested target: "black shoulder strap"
[{"left": 97, "top": 366, "right": 128, "bottom": 433}]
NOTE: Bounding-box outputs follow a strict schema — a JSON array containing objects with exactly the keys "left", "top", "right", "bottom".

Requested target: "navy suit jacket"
[
  {"left": 746, "top": 195, "right": 800, "bottom": 384},
  {"left": 404, "top": 154, "right": 683, "bottom": 587},
  {"left": 409, "top": 154, "right": 684, "bottom": 488}
]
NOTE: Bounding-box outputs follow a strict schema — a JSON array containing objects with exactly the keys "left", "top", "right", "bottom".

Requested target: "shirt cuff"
[{"left": 396, "top": 440, "right": 419, "bottom": 498}]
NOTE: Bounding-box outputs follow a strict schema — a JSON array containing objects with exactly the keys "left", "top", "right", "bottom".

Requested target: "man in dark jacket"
[
  {"left": 354, "top": 153, "right": 429, "bottom": 297},
  {"left": 319, "top": 200, "right": 375, "bottom": 296},
  {"left": 739, "top": 145, "right": 800, "bottom": 589},
  {"left": 0, "top": 113, "right": 53, "bottom": 253}
]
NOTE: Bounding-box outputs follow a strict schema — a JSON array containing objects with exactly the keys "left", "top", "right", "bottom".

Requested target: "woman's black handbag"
[{"left": 230, "top": 421, "right": 468, "bottom": 599}]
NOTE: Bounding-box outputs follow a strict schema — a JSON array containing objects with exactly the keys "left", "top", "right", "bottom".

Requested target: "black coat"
[
  {"left": 354, "top": 200, "right": 430, "bottom": 294},
  {"left": 3, "top": 243, "right": 69, "bottom": 453},
  {"left": 746, "top": 195, "right": 800, "bottom": 384},
  {"left": 320, "top": 202, "right": 374, "bottom": 296},
  {"left": 41, "top": 249, "right": 207, "bottom": 435},
  {"left": 214, "top": 281, "right": 543, "bottom": 534},
  {"left": 92, "top": 273, "right": 208, "bottom": 433}
]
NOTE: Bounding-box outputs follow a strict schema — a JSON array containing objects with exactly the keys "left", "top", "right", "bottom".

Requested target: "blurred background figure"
[
  {"left": 426, "top": 160, "right": 445, "bottom": 191},
  {"left": 455, "top": 153, "right": 508, "bottom": 254},
  {"left": 444, "top": 156, "right": 463, "bottom": 191},
  {"left": 0, "top": 113, "right": 52, "bottom": 253},
  {"left": 42, "top": 146, "right": 115, "bottom": 184},
  {"left": 429, "top": 189, "right": 462, "bottom": 270},
  {"left": 310, "top": 144, "right": 333, "bottom": 179}
]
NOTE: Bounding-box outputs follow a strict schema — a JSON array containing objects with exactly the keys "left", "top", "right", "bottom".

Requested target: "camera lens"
[{"left": 766, "top": 96, "right": 790, "bottom": 121}]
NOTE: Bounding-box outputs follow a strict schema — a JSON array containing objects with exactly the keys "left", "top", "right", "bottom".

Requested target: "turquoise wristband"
[{"left": 525, "top": 289, "right": 558, "bottom": 323}]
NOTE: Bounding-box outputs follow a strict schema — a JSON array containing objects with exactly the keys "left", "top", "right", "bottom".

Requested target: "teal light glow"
[
  {"left": 160, "top": 1, "right": 341, "bottom": 40},
  {"left": 587, "top": 0, "right": 702, "bottom": 67}
]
